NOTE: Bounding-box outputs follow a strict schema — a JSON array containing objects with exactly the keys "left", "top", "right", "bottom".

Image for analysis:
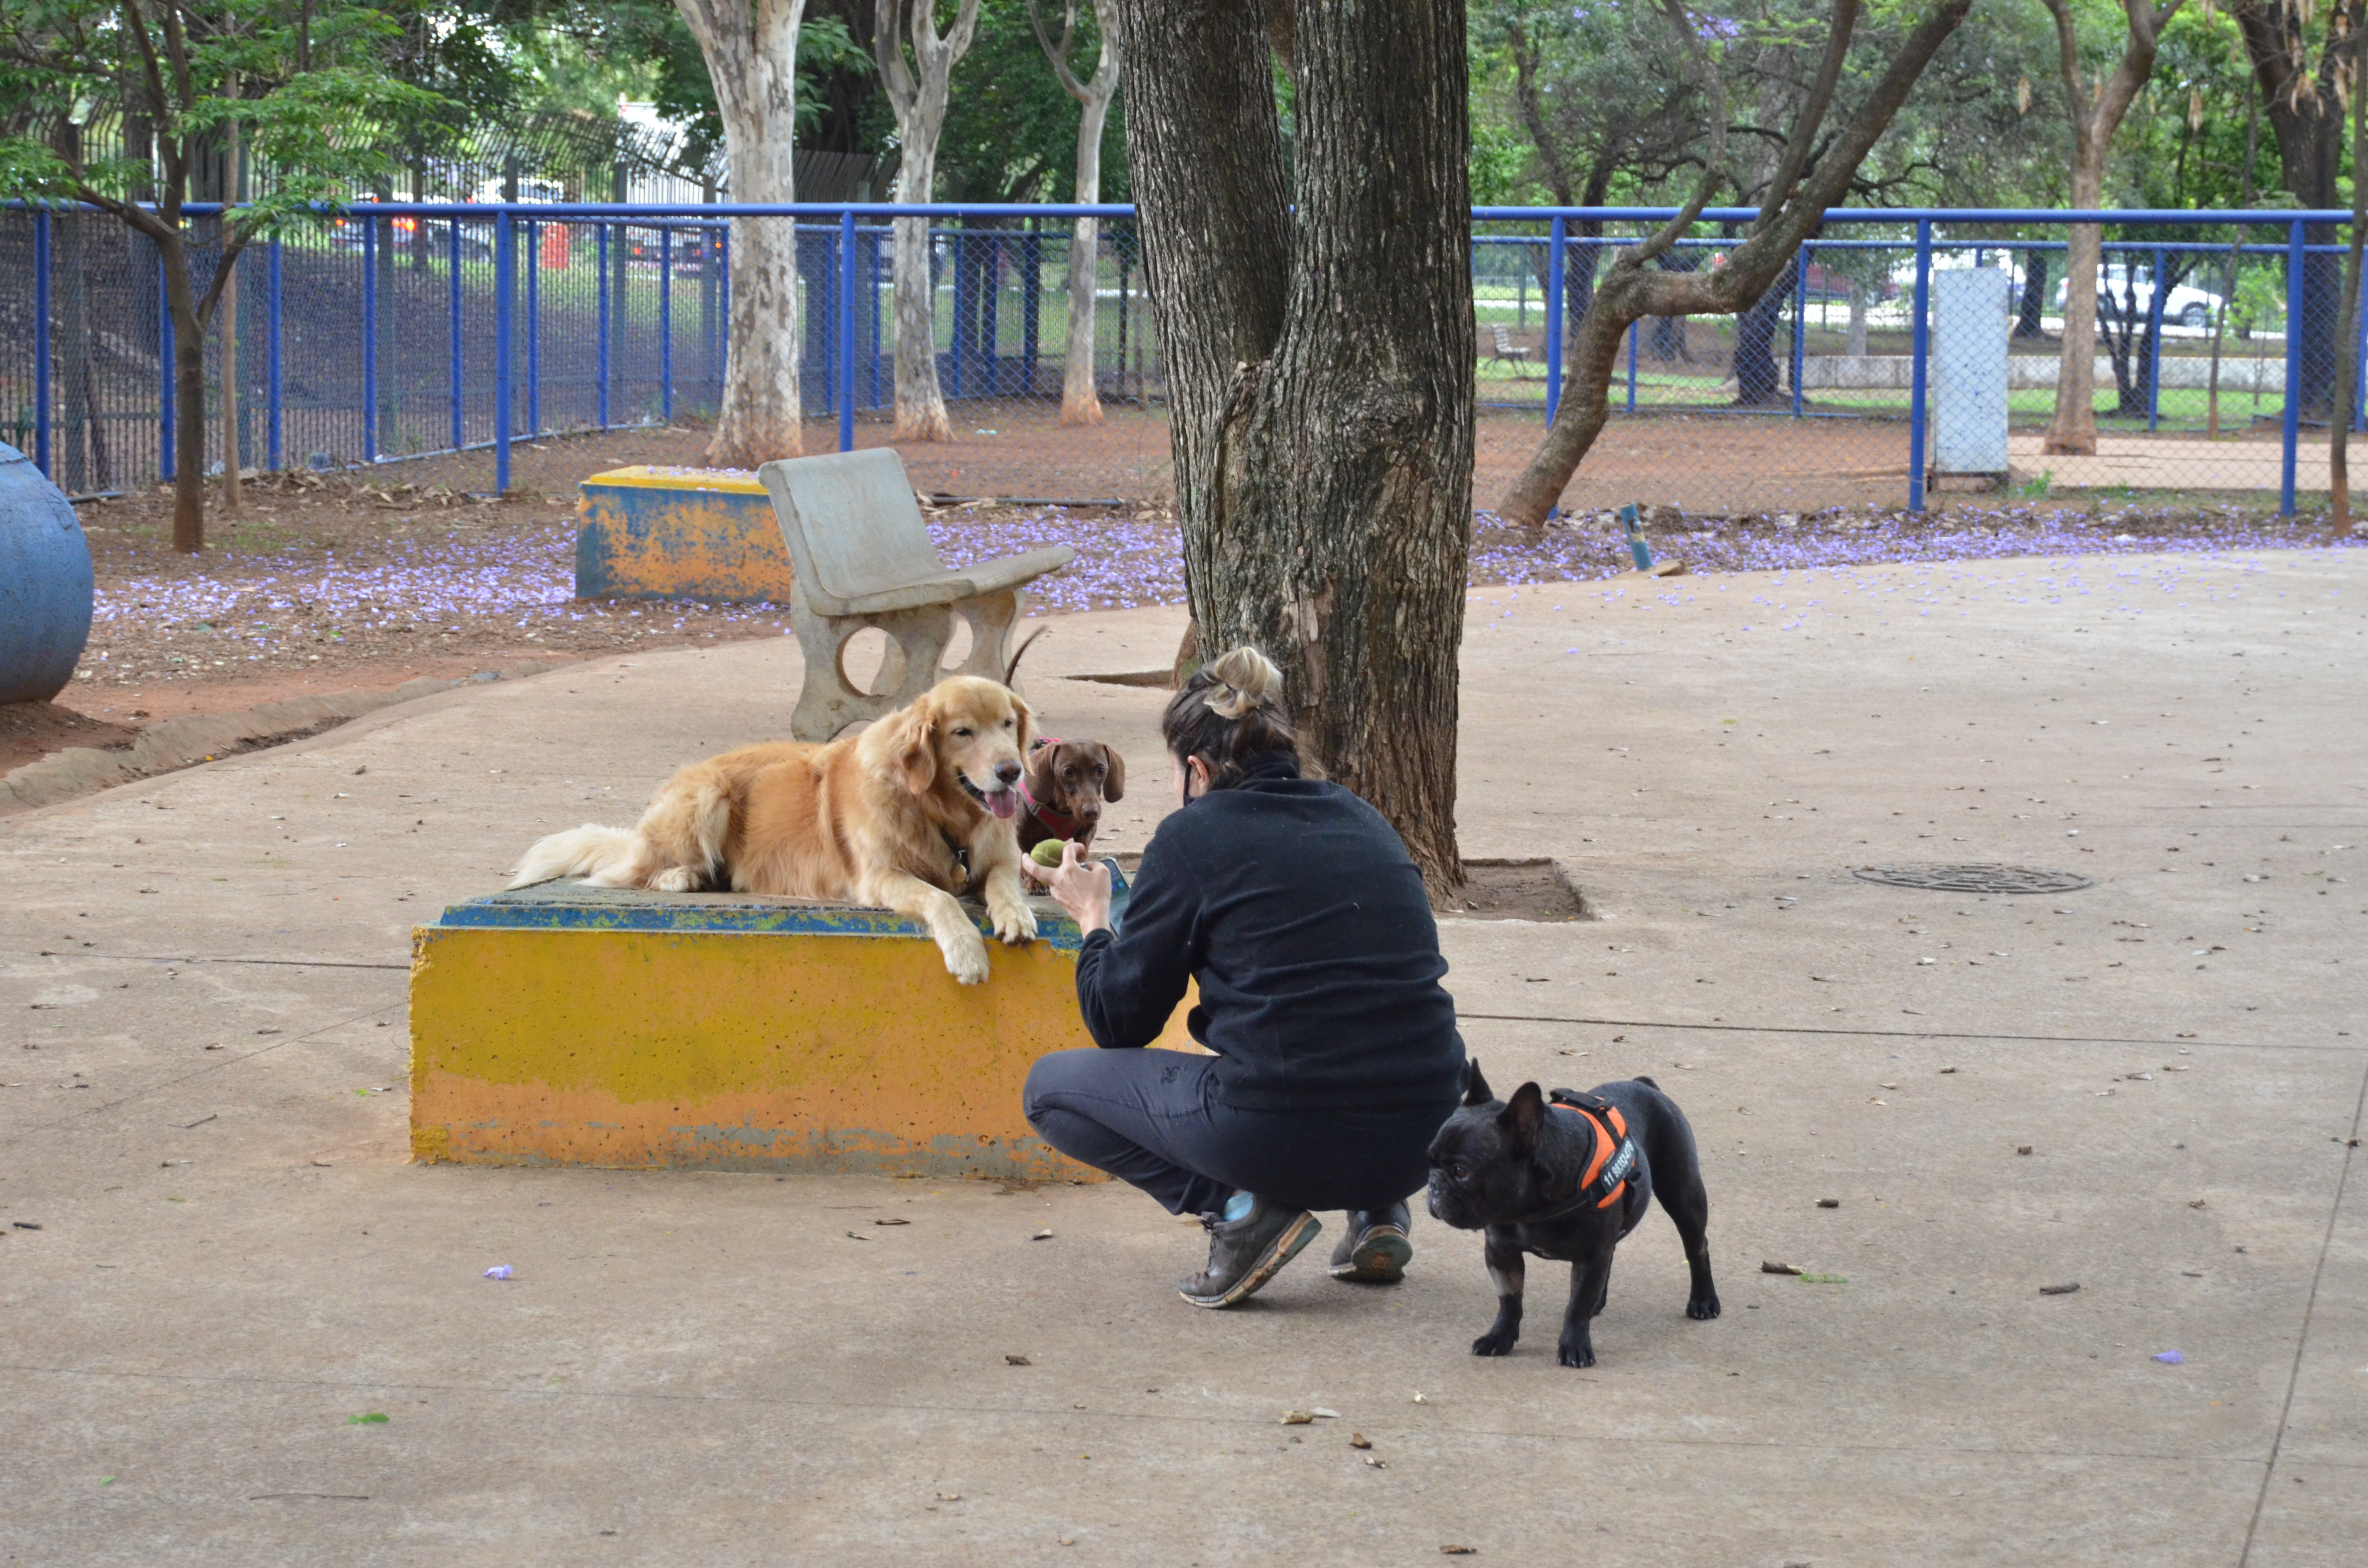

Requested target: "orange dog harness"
[{"left": 1551, "top": 1093, "right": 1640, "bottom": 1212}]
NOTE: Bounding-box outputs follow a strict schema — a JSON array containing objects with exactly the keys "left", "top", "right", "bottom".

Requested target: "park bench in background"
[
  {"left": 1489, "top": 323, "right": 1535, "bottom": 375},
  {"left": 759, "top": 449, "right": 1075, "bottom": 740}
]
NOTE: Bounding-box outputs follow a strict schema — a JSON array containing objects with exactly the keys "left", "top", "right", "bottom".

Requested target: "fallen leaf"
[
  {"left": 1816, "top": 1199, "right": 1840, "bottom": 1209},
  {"left": 1442, "top": 1546, "right": 1478, "bottom": 1556},
  {"left": 1004, "top": 1354, "right": 1032, "bottom": 1366},
  {"left": 1310, "top": 1407, "right": 1341, "bottom": 1420},
  {"left": 1761, "top": 1260, "right": 1804, "bottom": 1276},
  {"left": 1363, "top": 1455, "right": 1387, "bottom": 1468},
  {"left": 937, "top": 1492, "right": 961, "bottom": 1502},
  {"left": 2017, "top": 1145, "right": 2034, "bottom": 1155},
  {"left": 1033, "top": 1228, "right": 1054, "bottom": 1240},
  {"left": 2039, "top": 1282, "right": 2080, "bottom": 1296},
  {"left": 874, "top": 1217, "right": 911, "bottom": 1226},
  {"left": 345, "top": 1412, "right": 389, "bottom": 1425},
  {"left": 1350, "top": 1433, "right": 1373, "bottom": 1450},
  {"left": 844, "top": 1230, "right": 871, "bottom": 1241},
  {"left": 1281, "top": 1410, "right": 1315, "bottom": 1425},
  {"left": 2189, "top": 1199, "right": 2208, "bottom": 1210}
]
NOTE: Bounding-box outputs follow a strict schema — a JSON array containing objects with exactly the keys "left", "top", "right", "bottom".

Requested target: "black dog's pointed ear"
[
  {"left": 1461, "top": 1057, "right": 1493, "bottom": 1107},
  {"left": 1498, "top": 1081, "right": 1548, "bottom": 1153}
]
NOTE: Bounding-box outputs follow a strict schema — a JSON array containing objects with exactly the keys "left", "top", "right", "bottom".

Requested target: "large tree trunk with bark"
[
  {"left": 1115, "top": 0, "right": 1474, "bottom": 897},
  {"left": 162, "top": 240, "right": 210, "bottom": 552},
  {"left": 2047, "top": 204, "right": 2104, "bottom": 453},
  {"left": 877, "top": 0, "right": 982, "bottom": 441},
  {"left": 675, "top": 0, "right": 807, "bottom": 468}
]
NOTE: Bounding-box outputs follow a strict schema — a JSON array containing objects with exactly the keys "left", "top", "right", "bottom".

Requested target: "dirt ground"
[{"left": 20, "top": 407, "right": 2342, "bottom": 782}]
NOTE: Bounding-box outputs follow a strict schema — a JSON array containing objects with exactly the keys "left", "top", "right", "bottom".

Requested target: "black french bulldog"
[{"left": 1426, "top": 1058, "right": 1720, "bottom": 1368}]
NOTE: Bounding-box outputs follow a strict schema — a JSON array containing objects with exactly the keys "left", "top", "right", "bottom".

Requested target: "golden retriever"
[{"left": 508, "top": 676, "right": 1039, "bottom": 984}]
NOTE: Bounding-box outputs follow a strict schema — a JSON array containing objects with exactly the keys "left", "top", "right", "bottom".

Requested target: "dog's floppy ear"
[
  {"left": 1100, "top": 743, "right": 1125, "bottom": 802},
  {"left": 1010, "top": 687, "right": 1036, "bottom": 754},
  {"left": 1461, "top": 1057, "right": 1493, "bottom": 1107},
  {"left": 883, "top": 695, "right": 937, "bottom": 795},
  {"left": 1498, "top": 1080, "right": 1548, "bottom": 1154}
]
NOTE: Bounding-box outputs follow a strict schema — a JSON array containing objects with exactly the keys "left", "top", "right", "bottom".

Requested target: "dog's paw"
[
  {"left": 1470, "top": 1331, "right": 1518, "bottom": 1358},
  {"left": 1687, "top": 1294, "right": 1722, "bottom": 1322},
  {"left": 941, "top": 935, "right": 992, "bottom": 986},
  {"left": 1555, "top": 1339, "right": 1597, "bottom": 1369},
  {"left": 651, "top": 866, "right": 701, "bottom": 893},
  {"left": 990, "top": 899, "right": 1038, "bottom": 945}
]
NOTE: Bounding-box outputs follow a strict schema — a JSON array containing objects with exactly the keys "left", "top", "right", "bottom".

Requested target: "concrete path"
[{"left": 3, "top": 549, "right": 2363, "bottom": 1566}]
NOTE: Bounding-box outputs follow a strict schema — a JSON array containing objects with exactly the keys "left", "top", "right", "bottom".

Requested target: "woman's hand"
[{"left": 1023, "top": 841, "right": 1113, "bottom": 937}]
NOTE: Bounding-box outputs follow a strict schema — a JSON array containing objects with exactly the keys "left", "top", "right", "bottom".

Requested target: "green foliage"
[
  {"left": 0, "top": 0, "right": 448, "bottom": 232},
  {"left": 937, "top": 0, "right": 1125, "bottom": 203}
]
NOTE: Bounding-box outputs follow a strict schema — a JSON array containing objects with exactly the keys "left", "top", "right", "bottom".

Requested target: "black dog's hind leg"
[
  {"left": 1656, "top": 1161, "right": 1721, "bottom": 1321},
  {"left": 1558, "top": 1252, "right": 1615, "bottom": 1368},
  {"left": 1472, "top": 1228, "right": 1525, "bottom": 1357}
]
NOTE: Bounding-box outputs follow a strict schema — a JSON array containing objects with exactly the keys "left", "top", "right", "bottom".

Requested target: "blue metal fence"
[{"left": 4, "top": 202, "right": 2362, "bottom": 513}]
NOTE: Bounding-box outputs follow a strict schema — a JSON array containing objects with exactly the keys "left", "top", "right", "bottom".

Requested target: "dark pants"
[{"left": 1023, "top": 1048, "right": 1456, "bottom": 1217}]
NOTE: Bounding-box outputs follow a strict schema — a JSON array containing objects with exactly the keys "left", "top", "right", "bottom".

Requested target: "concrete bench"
[
  {"left": 758, "top": 450, "right": 1075, "bottom": 740},
  {"left": 410, "top": 870, "right": 1198, "bottom": 1177},
  {"left": 573, "top": 466, "right": 794, "bottom": 603}
]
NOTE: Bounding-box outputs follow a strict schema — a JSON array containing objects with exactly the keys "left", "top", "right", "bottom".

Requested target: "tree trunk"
[
  {"left": 2331, "top": 44, "right": 2366, "bottom": 539},
  {"left": 1117, "top": 0, "right": 1474, "bottom": 897},
  {"left": 2045, "top": 203, "right": 2103, "bottom": 454},
  {"left": 1732, "top": 257, "right": 1795, "bottom": 404},
  {"left": 1847, "top": 277, "right": 1869, "bottom": 356},
  {"left": 877, "top": 0, "right": 983, "bottom": 442},
  {"left": 675, "top": 0, "right": 807, "bottom": 468},
  {"left": 162, "top": 238, "right": 209, "bottom": 553},
  {"left": 891, "top": 144, "right": 951, "bottom": 440},
  {"left": 1059, "top": 86, "right": 1117, "bottom": 425},
  {"left": 2015, "top": 249, "right": 2049, "bottom": 339}
]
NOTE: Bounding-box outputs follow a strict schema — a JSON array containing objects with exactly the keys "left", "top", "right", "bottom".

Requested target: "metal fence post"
[
  {"left": 839, "top": 209, "right": 857, "bottom": 452},
  {"left": 158, "top": 249, "right": 173, "bottom": 480},
  {"left": 2282, "top": 217, "right": 2303, "bottom": 517},
  {"left": 1908, "top": 217, "right": 1933, "bottom": 514},
  {"left": 659, "top": 224, "right": 674, "bottom": 422},
  {"left": 449, "top": 218, "right": 464, "bottom": 453},
  {"left": 362, "top": 220, "right": 379, "bottom": 462},
  {"left": 33, "top": 210, "right": 50, "bottom": 477},
  {"left": 495, "top": 209, "right": 513, "bottom": 494},
  {"left": 2145, "top": 243, "right": 2165, "bottom": 433},
  {"left": 1544, "top": 216, "right": 1565, "bottom": 421},
  {"left": 870, "top": 226, "right": 885, "bottom": 409},
  {"left": 597, "top": 222, "right": 611, "bottom": 429},
  {"left": 1790, "top": 245, "right": 1809, "bottom": 418},
  {"left": 525, "top": 219, "right": 540, "bottom": 438},
  {"left": 267, "top": 238, "right": 283, "bottom": 471},
  {"left": 2355, "top": 287, "right": 2368, "bottom": 433}
]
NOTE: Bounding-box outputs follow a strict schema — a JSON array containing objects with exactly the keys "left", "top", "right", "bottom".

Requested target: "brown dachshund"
[{"left": 1015, "top": 737, "right": 1125, "bottom": 858}]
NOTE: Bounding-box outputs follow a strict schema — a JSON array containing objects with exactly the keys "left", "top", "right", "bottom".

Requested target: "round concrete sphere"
[{"left": 0, "top": 442, "right": 94, "bottom": 704}]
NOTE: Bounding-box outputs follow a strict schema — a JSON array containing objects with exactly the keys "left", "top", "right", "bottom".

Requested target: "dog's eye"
[
  {"left": 951, "top": 727, "right": 973, "bottom": 739},
  {"left": 1450, "top": 1162, "right": 1471, "bottom": 1183}
]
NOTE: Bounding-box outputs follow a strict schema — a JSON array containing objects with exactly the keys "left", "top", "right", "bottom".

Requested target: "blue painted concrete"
[{"left": 0, "top": 441, "right": 94, "bottom": 705}]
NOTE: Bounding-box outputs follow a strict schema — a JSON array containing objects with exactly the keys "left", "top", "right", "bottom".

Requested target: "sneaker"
[
  {"left": 1178, "top": 1199, "right": 1322, "bottom": 1308},
  {"left": 1328, "top": 1202, "right": 1413, "bottom": 1283}
]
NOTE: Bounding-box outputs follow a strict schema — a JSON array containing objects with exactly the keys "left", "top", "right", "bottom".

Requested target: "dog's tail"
[
  {"left": 1003, "top": 625, "right": 1048, "bottom": 686},
  {"left": 508, "top": 824, "right": 640, "bottom": 889}
]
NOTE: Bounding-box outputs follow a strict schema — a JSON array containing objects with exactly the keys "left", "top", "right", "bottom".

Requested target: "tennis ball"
[{"left": 1030, "top": 838, "right": 1066, "bottom": 868}]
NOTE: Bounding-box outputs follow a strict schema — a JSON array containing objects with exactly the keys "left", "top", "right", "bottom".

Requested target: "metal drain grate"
[{"left": 1851, "top": 864, "right": 2095, "bottom": 895}]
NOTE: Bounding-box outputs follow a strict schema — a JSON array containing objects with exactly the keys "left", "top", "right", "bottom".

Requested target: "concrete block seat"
[
  {"left": 408, "top": 867, "right": 1197, "bottom": 1177},
  {"left": 758, "top": 449, "right": 1076, "bottom": 739}
]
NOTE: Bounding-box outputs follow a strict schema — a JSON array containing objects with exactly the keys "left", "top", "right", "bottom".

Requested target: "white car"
[{"left": 2056, "top": 265, "right": 2223, "bottom": 330}]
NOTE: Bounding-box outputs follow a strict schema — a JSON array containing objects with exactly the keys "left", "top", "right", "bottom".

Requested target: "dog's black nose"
[{"left": 995, "top": 760, "right": 1023, "bottom": 786}]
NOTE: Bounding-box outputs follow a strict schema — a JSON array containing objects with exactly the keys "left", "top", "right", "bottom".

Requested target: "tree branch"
[
  {"left": 1624, "top": 0, "right": 1728, "bottom": 269},
  {"left": 1751, "top": 0, "right": 1859, "bottom": 234}
]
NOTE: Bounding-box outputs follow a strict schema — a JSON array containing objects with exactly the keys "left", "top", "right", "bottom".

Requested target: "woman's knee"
[{"left": 1022, "top": 1048, "right": 1102, "bottom": 1124}]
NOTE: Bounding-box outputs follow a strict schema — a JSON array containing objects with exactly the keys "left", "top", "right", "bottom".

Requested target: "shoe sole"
[
  {"left": 1180, "top": 1212, "right": 1322, "bottom": 1309},
  {"left": 1328, "top": 1226, "right": 1412, "bottom": 1283}
]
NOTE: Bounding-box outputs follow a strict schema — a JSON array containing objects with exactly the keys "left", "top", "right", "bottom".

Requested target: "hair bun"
[{"left": 1202, "top": 646, "right": 1283, "bottom": 719}]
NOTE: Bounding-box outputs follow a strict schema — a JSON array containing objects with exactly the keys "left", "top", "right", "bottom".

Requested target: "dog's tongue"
[{"left": 984, "top": 788, "right": 1020, "bottom": 821}]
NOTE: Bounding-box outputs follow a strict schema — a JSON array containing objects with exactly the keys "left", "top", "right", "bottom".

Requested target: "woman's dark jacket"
[{"left": 1072, "top": 754, "right": 1465, "bottom": 1112}]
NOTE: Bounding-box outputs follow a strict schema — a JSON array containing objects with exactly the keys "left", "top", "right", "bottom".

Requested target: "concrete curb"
[{"left": 0, "top": 660, "right": 567, "bottom": 816}]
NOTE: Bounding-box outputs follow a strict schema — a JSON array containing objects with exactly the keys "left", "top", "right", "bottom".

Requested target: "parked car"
[
  {"left": 327, "top": 207, "right": 494, "bottom": 262},
  {"left": 624, "top": 226, "right": 717, "bottom": 276},
  {"left": 2056, "top": 265, "right": 2223, "bottom": 329}
]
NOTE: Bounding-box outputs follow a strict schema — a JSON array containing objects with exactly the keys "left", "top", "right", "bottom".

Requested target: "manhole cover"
[{"left": 1851, "top": 864, "right": 2095, "bottom": 895}]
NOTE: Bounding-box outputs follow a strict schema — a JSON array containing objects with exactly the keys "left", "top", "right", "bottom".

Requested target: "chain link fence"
[{"left": 3, "top": 203, "right": 2358, "bottom": 512}]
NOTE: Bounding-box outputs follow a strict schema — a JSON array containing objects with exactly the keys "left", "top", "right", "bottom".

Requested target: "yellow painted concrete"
[
  {"left": 410, "top": 918, "right": 1201, "bottom": 1178},
  {"left": 573, "top": 466, "right": 796, "bottom": 603}
]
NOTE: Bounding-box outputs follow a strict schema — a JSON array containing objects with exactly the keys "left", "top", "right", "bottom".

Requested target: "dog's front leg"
[
  {"left": 1558, "top": 1252, "right": 1616, "bottom": 1369},
  {"left": 970, "top": 832, "right": 1038, "bottom": 947},
  {"left": 870, "top": 870, "right": 993, "bottom": 985},
  {"left": 1471, "top": 1228, "right": 1525, "bottom": 1357}
]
